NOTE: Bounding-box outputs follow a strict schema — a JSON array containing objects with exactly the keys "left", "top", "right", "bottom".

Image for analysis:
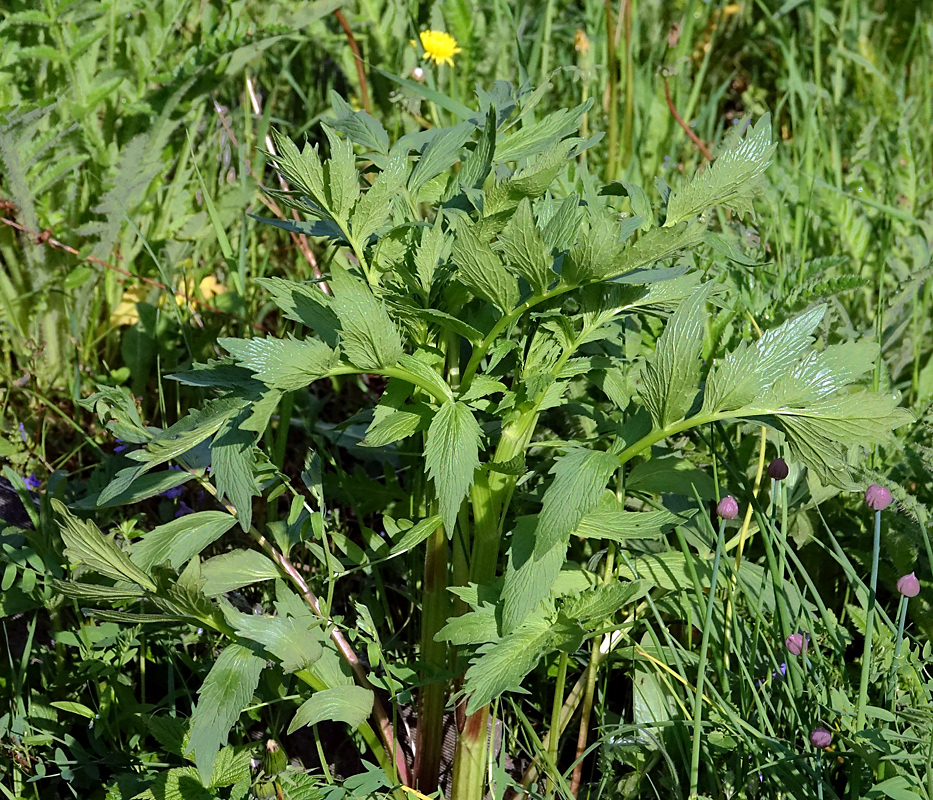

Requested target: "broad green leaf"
[
  {"left": 463, "top": 616, "right": 554, "bottom": 715},
  {"left": 329, "top": 91, "right": 389, "bottom": 156},
  {"left": 501, "top": 517, "right": 565, "bottom": 634},
  {"left": 412, "top": 307, "right": 483, "bottom": 344},
  {"left": 72, "top": 469, "right": 188, "bottom": 510},
  {"left": 574, "top": 499, "right": 690, "bottom": 542},
  {"left": 50, "top": 700, "right": 96, "bottom": 719},
  {"left": 425, "top": 401, "right": 482, "bottom": 535},
  {"left": 485, "top": 139, "right": 578, "bottom": 216},
  {"left": 322, "top": 125, "right": 360, "bottom": 221},
  {"left": 51, "top": 580, "right": 147, "bottom": 603},
  {"left": 495, "top": 100, "right": 592, "bottom": 162},
  {"left": 665, "top": 115, "right": 776, "bottom": 226},
  {"left": 255, "top": 277, "right": 340, "bottom": 347},
  {"left": 639, "top": 283, "right": 712, "bottom": 429},
  {"left": 561, "top": 579, "right": 651, "bottom": 623},
  {"left": 287, "top": 685, "right": 374, "bottom": 734},
  {"left": 413, "top": 213, "right": 453, "bottom": 293},
  {"left": 499, "top": 198, "right": 553, "bottom": 294},
  {"left": 702, "top": 306, "right": 826, "bottom": 413},
  {"left": 135, "top": 766, "right": 213, "bottom": 800},
  {"left": 616, "top": 551, "right": 708, "bottom": 591},
  {"left": 212, "top": 411, "right": 259, "bottom": 531},
  {"left": 269, "top": 129, "right": 327, "bottom": 211},
  {"left": 435, "top": 602, "right": 499, "bottom": 645},
  {"left": 210, "top": 746, "right": 251, "bottom": 788},
  {"left": 186, "top": 643, "right": 265, "bottom": 783},
  {"left": 389, "top": 514, "right": 444, "bottom": 555},
  {"left": 452, "top": 221, "right": 520, "bottom": 312},
  {"left": 610, "top": 220, "right": 706, "bottom": 281},
  {"left": 200, "top": 550, "right": 279, "bottom": 596},
  {"left": 625, "top": 457, "right": 716, "bottom": 500},
  {"left": 132, "top": 511, "right": 238, "bottom": 572},
  {"left": 534, "top": 448, "right": 620, "bottom": 557},
  {"left": 350, "top": 151, "right": 406, "bottom": 244},
  {"left": 563, "top": 208, "right": 642, "bottom": 284},
  {"left": 55, "top": 500, "right": 156, "bottom": 591},
  {"left": 409, "top": 122, "right": 474, "bottom": 197},
  {"left": 329, "top": 264, "right": 403, "bottom": 370},
  {"left": 231, "top": 611, "right": 323, "bottom": 673},
  {"left": 396, "top": 352, "right": 454, "bottom": 402},
  {"left": 455, "top": 105, "right": 496, "bottom": 192},
  {"left": 541, "top": 193, "right": 583, "bottom": 253},
  {"left": 361, "top": 406, "right": 429, "bottom": 448},
  {"left": 220, "top": 336, "right": 337, "bottom": 391}
]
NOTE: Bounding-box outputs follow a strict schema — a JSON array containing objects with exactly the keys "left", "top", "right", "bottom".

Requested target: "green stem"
[
  {"left": 689, "top": 519, "right": 726, "bottom": 797},
  {"left": 856, "top": 508, "right": 883, "bottom": 731},
  {"left": 887, "top": 595, "right": 909, "bottom": 711},
  {"left": 546, "top": 651, "right": 569, "bottom": 796},
  {"left": 415, "top": 521, "right": 449, "bottom": 791},
  {"left": 604, "top": 0, "right": 620, "bottom": 181}
]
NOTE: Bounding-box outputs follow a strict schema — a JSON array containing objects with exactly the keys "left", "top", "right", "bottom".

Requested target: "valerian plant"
[{"left": 54, "top": 85, "right": 910, "bottom": 798}]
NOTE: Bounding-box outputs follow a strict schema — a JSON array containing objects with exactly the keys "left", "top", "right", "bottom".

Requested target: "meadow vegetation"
[{"left": 1, "top": 1, "right": 932, "bottom": 799}]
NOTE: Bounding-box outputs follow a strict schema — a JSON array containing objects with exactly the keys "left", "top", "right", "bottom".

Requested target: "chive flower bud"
[
  {"left": 767, "top": 457, "right": 789, "bottom": 481},
  {"left": 896, "top": 572, "right": 920, "bottom": 598},
  {"left": 809, "top": 727, "right": 832, "bottom": 749},
  {"left": 865, "top": 485, "right": 892, "bottom": 511},
  {"left": 717, "top": 495, "right": 739, "bottom": 520},
  {"left": 785, "top": 632, "right": 809, "bottom": 656}
]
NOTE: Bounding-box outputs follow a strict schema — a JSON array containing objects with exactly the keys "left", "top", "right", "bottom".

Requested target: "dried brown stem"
[
  {"left": 334, "top": 9, "right": 371, "bottom": 115},
  {"left": 663, "top": 77, "right": 713, "bottom": 162}
]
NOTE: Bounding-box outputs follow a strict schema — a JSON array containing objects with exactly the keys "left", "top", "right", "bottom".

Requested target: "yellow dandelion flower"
[{"left": 417, "top": 30, "right": 461, "bottom": 67}]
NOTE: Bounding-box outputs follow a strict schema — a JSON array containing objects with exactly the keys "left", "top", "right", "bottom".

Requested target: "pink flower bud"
[
  {"left": 767, "top": 457, "right": 789, "bottom": 481},
  {"left": 865, "top": 485, "right": 892, "bottom": 511},
  {"left": 809, "top": 727, "right": 832, "bottom": 749},
  {"left": 717, "top": 495, "right": 739, "bottom": 520},
  {"left": 785, "top": 632, "right": 809, "bottom": 656},
  {"left": 896, "top": 572, "right": 920, "bottom": 598}
]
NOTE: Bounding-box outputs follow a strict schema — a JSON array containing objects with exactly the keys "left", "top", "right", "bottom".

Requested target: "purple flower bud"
[
  {"left": 767, "top": 457, "right": 789, "bottom": 481},
  {"left": 865, "top": 484, "right": 892, "bottom": 511},
  {"left": 785, "top": 632, "right": 809, "bottom": 656},
  {"left": 717, "top": 495, "right": 739, "bottom": 520},
  {"left": 896, "top": 572, "right": 920, "bottom": 598},
  {"left": 809, "top": 727, "right": 832, "bottom": 749},
  {"left": 772, "top": 662, "right": 787, "bottom": 680}
]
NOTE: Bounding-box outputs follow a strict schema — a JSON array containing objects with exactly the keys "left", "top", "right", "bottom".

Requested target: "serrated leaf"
[
  {"left": 541, "top": 193, "right": 584, "bottom": 253},
  {"left": 186, "top": 643, "right": 266, "bottom": 784},
  {"left": 55, "top": 500, "right": 156, "bottom": 591},
  {"left": 455, "top": 105, "right": 496, "bottom": 192},
  {"left": 499, "top": 198, "right": 553, "bottom": 294},
  {"left": 574, "top": 500, "right": 690, "bottom": 542},
  {"left": 212, "top": 411, "right": 259, "bottom": 532},
  {"left": 702, "top": 306, "right": 826, "bottom": 413},
  {"left": 220, "top": 336, "right": 337, "bottom": 390},
  {"left": 136, "top": 766, "right": 214, "bottom": 800},
  {"left": 361, "top": 406, "right": 429, "bottom": 448},
  {"left": 132, "top": 511, "right": 238, "bottom": 572},
  {"left": 412, "top": 307, "right": 483, "bottom": 344},
  {"left": 665, "top": 115, "right": 776, "bottom": 226},
  {"left": 329, "top": 264, "right": 403, "bottom": 370},
  {"left": 409, "top": 122, "right": 474, "bottom": 197},
  {"left": 435, "top": 602, "right": 499, "bottom": 645},
  {"left": 495, "top": 100, "right": 592, "bottom": 162},
  {"left": 413, "top": 213, "right": 453, "bottom": 293},
  {"left": 255, "top": 277, "right": 340, "bottom": 347},
  {"left": 200, "top": 550, "right": 279, "bottom": 596},
  {"left": 501, "top": 517, "right": 565, "bottom": 634},
  {"left": 389, "top": 514, "right": 444, "bottom": 555},
  {"left": 463, "top": 617, "right": 554, "bottom": 715},
  {"left": 425, "top": 402, "right": 482, "bottom": 535},
  {"left": 329, "top": 91, "right": 390, "bottom": 156},
  {"left": 561, "top": 579, "right": 651, "bottom": 623},
  {"left": 210, "top": 746, "right": 251, "bottom": 788},
  {"left": 535, "top": 448, "right": 620, "bottom": 557},
  {"left": 485, "top": 139, "right": 577, "bottom": 216},
  {"left": 51, "top": 579, "right": 148, "bottom": 603},
  {"left": 287, "top": 686, "right": 374, "bottom": 734},
  {"left": 350, "top": 151, "right": 406, "bottom": 243},
  {"left": 230, "top": 611, "right": 323, "bottom": 673},
  {"left": 563, "top": 208, "right": 642, "bottom": 284},
  {"left": 75, "top": 468, "right": 191, "bottom": 510},
  {"left": 322, "top": 125, "right": 360, "bottom": 220},
  {"left": 270, "top": 130, "right": 327, "bottom": 211},
  {"left": 610, "top": 220, "right": 707, "bottom": 281},
  {"left": 460, "top": 375, "right": 508, "bottom": 404},
  {"left": 452, "top": 221, "right": 520, "bottom": 312},
  {"left": 396, "top": 352, "right": 453, "bottom": 401},
  {"left": 640, "top": 284, "right": 713, "bottom": 429}
]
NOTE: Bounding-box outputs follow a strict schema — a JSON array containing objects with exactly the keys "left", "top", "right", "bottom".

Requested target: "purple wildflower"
[
  {"left": 865, "top": 485, "right": 892, "bottom": 511},
  {"left": 809, "top": 727, "right": 832, "bottom": 749},
  {"left": 717, "top": 495, "right": 739, "bottom": 520},
  {"left": 767, "top": 458, "right": 789, "bottom": 481},
  {"left": 896, "top": 572, "right": 920, "bottom": 598},
  {"left": 174, "top": 501, "right": 194, "bottom": 518},
  {"left": 24, "top": 473, "right": 40, "bottom": 491},
  {"left": 785, "top": 632, "right": 809, "bottom": 656},
  {"left": 18, "top": 423, "right": 26, "bottom": 442}
]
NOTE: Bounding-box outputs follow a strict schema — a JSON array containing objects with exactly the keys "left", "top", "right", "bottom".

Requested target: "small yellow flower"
[{"left": 416, "top": 30, "right": 461, "bottom": 67}]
